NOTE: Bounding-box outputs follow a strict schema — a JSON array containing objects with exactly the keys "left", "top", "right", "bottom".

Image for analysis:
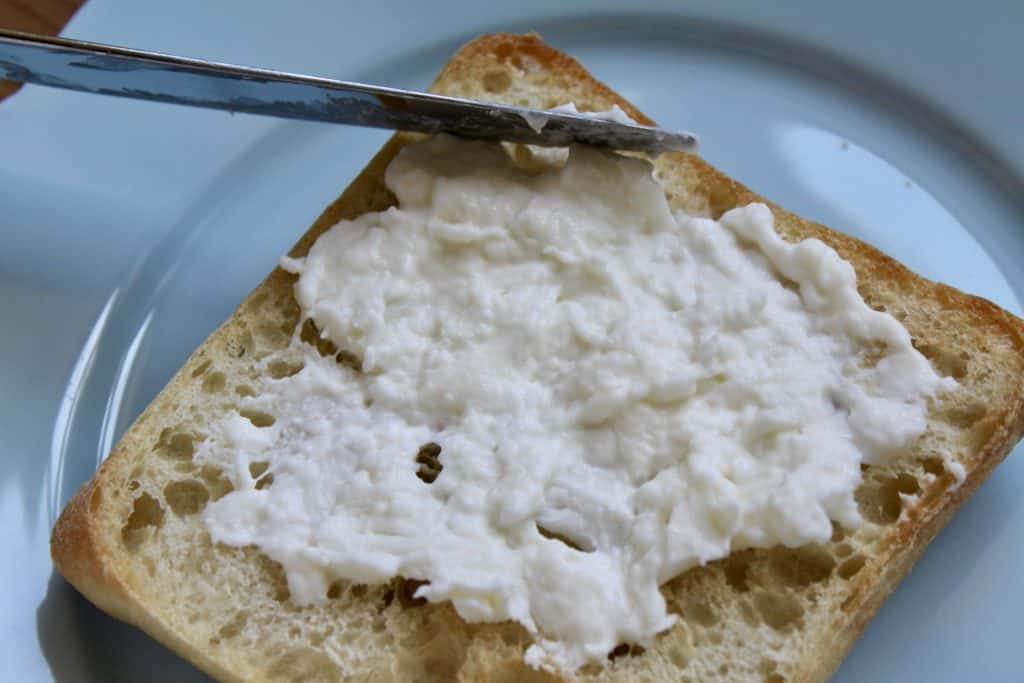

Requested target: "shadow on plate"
[{"left": 37, "top": 572, "right": 213, "bottom": 682}]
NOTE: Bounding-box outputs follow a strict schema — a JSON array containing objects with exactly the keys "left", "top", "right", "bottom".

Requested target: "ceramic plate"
[{"left": 4, "top": 1, "right": 1022, "bottom": 680}]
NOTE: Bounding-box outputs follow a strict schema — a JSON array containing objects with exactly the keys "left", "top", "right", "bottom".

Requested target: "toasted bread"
[{"left": 52, "top": 33, "right": 1024, "bottom": 682}]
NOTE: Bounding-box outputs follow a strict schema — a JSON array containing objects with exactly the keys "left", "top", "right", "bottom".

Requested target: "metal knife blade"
[{"left": 0, "top": 29, "right": 698, "bottom": 154}]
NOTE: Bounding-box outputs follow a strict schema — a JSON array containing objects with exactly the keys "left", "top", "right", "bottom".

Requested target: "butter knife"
[{"left": 0, "top": 29, "right": 697, "bottom": 154}]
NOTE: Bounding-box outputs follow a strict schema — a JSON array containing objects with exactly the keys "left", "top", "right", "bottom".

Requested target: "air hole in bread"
[
  {"left": 866, "top": 295, "right": 898, "bottom": 318},
  {"left": 203, "top": 371, "right": 227, "bottom": 394},
  {"left": 122, "top": 493, "right": 164, "bottom": 550},
  {"left": 765, "top": 674, "right": 786, "bottom": 683},
  {"left": 265, "top": 648, "right": 341, "bottom": 683},
  {"left": 945, "top": 402, "right": 987, "bottom": 429},
  {"left": 258, "top": 556, "right": 291, "bottom": 602},
  {"left": 607, "top": 643, "right": 644, "bottom": 661},
  {"left": 607, "top": 643, "right": 630, "bottom": 661},
  {"left": 921, "top": 456, "right": 945, "bottom": 476},
  {"left": 834, "top": 542, "right": 853, "bottom": 558},
  {"left": 483, "top": 69, "right": 512, "bottom": 93},
  {"left": 218, "top": 610, "right": 249, "bottom": 639},
  {"left": 837, "top": 554, "right": 867, "bottom": 580},
  {"left": 772, "top": 277, "right": 800, "bottom": 298},
  {"left": 335, "top": 349, "right": 363, "bottom": 372},
  {"left": 249, "top": 461, "right": 269, "bottom": 479},
  {"left": 536, "top": 524, "right": 593, "bottom": 553},
  {"left": 326, "top": 580, "right": 346, "bottom": 600},
  {"left": 395, "top": 577, "right": 429, "bottom": 608},
  {"left": 857, "top": 473, "right": 919, "bottom": 524},
  {"left": 753, "top": 590, "right": 803, "bottom": 631},
  {"left": 678, "top": 593, "right": 717, "bottom": 628},
  {"left": 496, "top": 624, "right": 525, "bottom": 647},
  {"left": 299, "top": 319, "right": 339, "bottom": 358},
  {"left": 155, "top": 428, "right": 201, "bottom": 461},
  {"left": 913, "top": 341, "right": 968, "bottom": 379},
  {"left": 721, "top": 551, "right": 753, "bottom": 592},
  {"left": 240, "top": 409, "right": 276, "bottom": 428},
  {"left": 765, "top": 544, "right": 835, "bottom": 588},
  {"left": 268, "top": 359, "right": 304, "bottom": 379},
  {"left": 415, "top": 442, "right": 443, "bottom": 483},
  {"left": 191, "top": 359, "right": 212, "bottom": 377},
  {"left": 164, "top": 479, "right": 210, "bottom": 516},
  {"left": 235, "top": 384, "right": 257, "bottom": 397},
  {"left": 199, "top": 465, "right": 234, "bottom": 501}
]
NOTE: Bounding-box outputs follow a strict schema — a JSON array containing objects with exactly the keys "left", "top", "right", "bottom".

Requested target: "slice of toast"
[{"left": 52, "top": 33, "right": 1024, "bottom": 682}]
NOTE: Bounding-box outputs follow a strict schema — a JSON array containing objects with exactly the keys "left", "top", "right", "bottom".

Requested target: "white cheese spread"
[
  {"left": 199, "top": 135, "right": 953, "bottom": 671},
  {"left": 548, "top": 101, "right": 636, "bottom": 125},
  {"left": 518, "top": 102, "right": 636, "bottom": 134}
]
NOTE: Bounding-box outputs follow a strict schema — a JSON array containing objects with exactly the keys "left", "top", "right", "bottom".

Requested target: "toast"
[{"left": 52, "top": 33, "right": 1024, "bottom": 682}]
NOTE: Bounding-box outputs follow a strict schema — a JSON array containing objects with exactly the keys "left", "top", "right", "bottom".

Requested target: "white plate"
[{"left": 4, "top": 1, "right": 1022, "bottom": 680}]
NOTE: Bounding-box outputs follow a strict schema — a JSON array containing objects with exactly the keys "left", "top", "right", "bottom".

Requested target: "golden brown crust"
[
  {"left": 53, "top": 432, "right": 245, "bottom": 681},
  {"left": 51, "top": 32, "right": 1024, "bottom": 683},
  {"left": 51, "top": 478, "right": 131, "bottom": 617}
]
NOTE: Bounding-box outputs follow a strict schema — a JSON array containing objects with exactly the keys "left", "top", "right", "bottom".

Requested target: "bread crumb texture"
[{"left": 54, "top": 33, "right": 1024, "bottom": 683}]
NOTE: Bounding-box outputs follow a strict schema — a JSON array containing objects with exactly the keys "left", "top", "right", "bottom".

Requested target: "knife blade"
[{"left": 0, "top": 29, "right": 698, "bottom": 154}]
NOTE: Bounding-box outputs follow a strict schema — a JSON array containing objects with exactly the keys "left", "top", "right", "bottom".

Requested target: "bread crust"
[{"left": 52, "top": 32, "right": 1024, "bottom": 683}]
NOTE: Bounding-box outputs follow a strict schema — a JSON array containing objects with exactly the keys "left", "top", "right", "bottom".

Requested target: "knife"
[{"left": 0, "top": 29, "right": 697, "bottom": 154}]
